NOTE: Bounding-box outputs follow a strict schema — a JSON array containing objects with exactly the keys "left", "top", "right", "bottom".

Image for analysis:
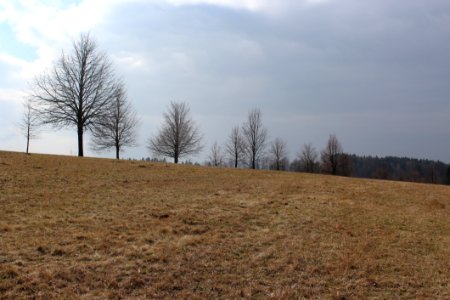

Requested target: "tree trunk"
[
  {"left": 330, "top": 155, "right": 336, "bottom": 175},
  {"left": 115, "top": 137, "right": 120, "bottom": 160},
  {"left": 77, "top": 124, "right": 84, "bottom": 157},
  {"left": 26, "top": 125, "right": 30, "bottom": 154},
  {"left": 235, "top": 153, "right": 238, "bottom": 168},
  {"left": 174, "top": 145, "right": 179, "bottom": 164}
]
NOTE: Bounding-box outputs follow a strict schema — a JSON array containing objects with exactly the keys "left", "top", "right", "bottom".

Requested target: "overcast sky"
[{"left": 1, "top": 0, "right": 450, "bottom": 163}]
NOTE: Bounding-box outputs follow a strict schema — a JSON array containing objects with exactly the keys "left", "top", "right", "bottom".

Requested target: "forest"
[{"left": 348, "top": 155, "right": 450, "bottom": 184}]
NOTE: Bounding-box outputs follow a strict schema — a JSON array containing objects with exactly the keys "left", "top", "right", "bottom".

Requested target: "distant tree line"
[{"left": 349, "top": 155, "right": 450, "bottom": 184}]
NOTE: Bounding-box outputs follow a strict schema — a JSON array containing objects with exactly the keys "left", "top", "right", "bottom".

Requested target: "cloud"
[
  {"left": 164, "top": 0, "right": 331, "bottom": 13},
  {"left": 1, "top": 1, "right": 114, "bottom": 43},
  {"left": 0, "top": 53, "right": 27, "bottom": 73},
  {"left": 1, "top": 0, "right": 450, "bottom": 162},
  {"left": 0, "top": 0, "right": 325, "bottom": 71},
  {"left": 165, "top": 0, "right": 268, "bottom": 12},
  {"left": 0, "top": 0, "right": 149, "bottom": 81},
  {"left": 0, "top": 88, "right": 26, "bottom": 105}
]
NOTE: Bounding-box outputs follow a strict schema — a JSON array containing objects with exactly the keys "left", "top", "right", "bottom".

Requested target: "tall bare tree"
[
  {"left": 31, "top": 33, "right": 117, "bottom": 156},
  {"left": 148, "top": 102, "right": 202, "bottom": 163},
  {"left": 321, "top": 134, "right": 343, "bottom": 175},
  {"left": 19, "top": 99, "right": 40, "bottom": 154},
  {"left": 242, "top": 108, "right": 267, "bottom": 169},
  {"left": 225, "top": 126, "right": 245, "bottom": 168},
  {"left": 208, "top": 141, "right": 223, "bottom": 167},
  {"left": 269, "top": 138, "right": 288, "bottom": 171},
  {"left": 299, "top": 143, "right": 318, "bottom": 173},
  {"left": 90, "top": 84, "right": 139, "bottom": 159}
]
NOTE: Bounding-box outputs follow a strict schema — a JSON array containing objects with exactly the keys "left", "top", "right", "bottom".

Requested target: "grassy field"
[{"left": 0, "top": 151, "right": 449, "bottom": 299}]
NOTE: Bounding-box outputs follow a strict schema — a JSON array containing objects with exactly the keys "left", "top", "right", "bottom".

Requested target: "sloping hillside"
[{"left": 0, "top": 151, "right": 449, "bottom": 299}]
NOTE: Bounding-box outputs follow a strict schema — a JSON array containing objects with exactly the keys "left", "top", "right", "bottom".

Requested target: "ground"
[{"left": 0, "top": 151, "right": 449, "bottom": 299}]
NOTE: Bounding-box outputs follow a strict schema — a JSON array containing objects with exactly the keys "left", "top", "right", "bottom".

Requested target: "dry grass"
[{"left": 0, "top": 151, "right": 449, "bottom": 299}]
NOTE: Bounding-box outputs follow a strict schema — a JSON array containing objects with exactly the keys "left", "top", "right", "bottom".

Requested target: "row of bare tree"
[
  {"left": 210, "top": 109, "right": 268, "bottom": 170},
  {"left": 143, "top": 102, "right": 349, "bottom": 175},
  {"left": 206, "top": 112, "right": 349, "bottom": 175},
  {"left": 21, "top": 33, "right": 349, "bottom": 175}
]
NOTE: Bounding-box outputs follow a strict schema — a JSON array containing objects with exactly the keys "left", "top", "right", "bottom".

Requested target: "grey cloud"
[{"left": 95, "top": 0, "right": 450, "bottom": 161}]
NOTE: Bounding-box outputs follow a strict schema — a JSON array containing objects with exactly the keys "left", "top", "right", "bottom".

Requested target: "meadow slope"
[{"left": 0, "top": 151, "right": 449, "bottom": 299}]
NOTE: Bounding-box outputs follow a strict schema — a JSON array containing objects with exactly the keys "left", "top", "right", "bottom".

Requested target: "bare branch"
[
  {"left": 225, "top": 126, "right": 245, "bottom": 168},
  {"left": 90, "top": 83, "right": 140, "bottom": 159},
  {"left": 321, "top": 134, "right": 343, "bottom": 175},
  {"left": 18, "top": 99, "right": 40, "bottom": 154},
  {"left": 269, "top": 138, "right": 288, "bottom": 171},
  {"left": 30, "top": 33, "right": 117, "bottom": 156},
  {"left": 298, "top": 143, "right": 318, "bottom": 173},
  {"left": 148, "top": 102, "right": 203, "bottom": 163},
  {"left": 208, "top": 141, "right": 224, "bottom": 167},
  {"left": 242, "top": 108, "right": 267, "bottom": 169}
]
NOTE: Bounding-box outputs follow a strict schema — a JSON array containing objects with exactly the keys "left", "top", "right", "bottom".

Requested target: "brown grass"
[{"left": 0, "top": 151, "right": 449, "bottom": 299}]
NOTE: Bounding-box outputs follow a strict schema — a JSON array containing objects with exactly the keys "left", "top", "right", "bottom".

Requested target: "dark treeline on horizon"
[
  {"left": 348, "top": 155, "right": 450, "bottom": 185},
  {"left": 286, "top": 154, "right": 449, "bottom": 185},
  {"left": 139, "top": 154, "right": 450, "bottom": 186}
]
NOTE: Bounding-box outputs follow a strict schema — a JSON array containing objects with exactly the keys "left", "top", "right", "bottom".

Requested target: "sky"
[{"left": 1, "top": 0, "right": 450, "bottom": 163}]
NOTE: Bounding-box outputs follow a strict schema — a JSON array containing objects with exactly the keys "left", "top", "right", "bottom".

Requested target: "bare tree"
[
  {"left": 225, "top": 126, "right": 245, "bottom": 168},
  {"left": 90, "top": 84, "right": 139, "bottom": 159},
  {"left": 148, "top": 102, "right": 202, "bottom": 163},
  {"left": 208, "top": 141, "right": 223, "bottom": 167},
  {"left": 30, "top": 33, "right": 117, "bottom": 157},
  {"left": 242, "top": 108, "right": 267, "bottom": 169},
  {"left": 269, "top": 138, "right": 288, "bottom": 171},
  {"left": 321, "top": 134, "right": 343, "bottom": 175},
  {"left": 19, "top": 99, "right": 40, "bottom": 154},
  {"left": 299, "top": 143, "right": 318, "bottom": 173}
]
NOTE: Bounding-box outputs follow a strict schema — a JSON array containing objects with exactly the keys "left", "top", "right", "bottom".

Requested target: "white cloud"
[
  {"left": 0, "top": 53, "right": 27, "bottom": 70},
  {"left": 1, "top": 1, "right": 115, "bottom": 44},
  {"left": 113, "top": 52, "right": 148, "bottom": 70},
  {"left": 163, "top": 0, "right": 332, "bottom": 14},
  {"left": 165, "top": 0, "right": 264, "bottom": 11},
  {"left": 0, "top": 88, "right": 26, "bottom": 104},
  {"left": 0, "top": 0, "right": 325, "bottom": 69},
  {"left": 0, "top": 1, "right": 151, "bottom": 99},
  {"left": 0, "top": 0, "right": 136, "bottom": 80}
]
